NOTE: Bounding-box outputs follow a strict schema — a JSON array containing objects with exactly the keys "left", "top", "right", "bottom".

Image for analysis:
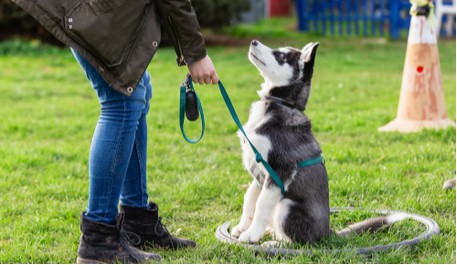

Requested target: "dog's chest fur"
[
  {"left": 238, "top": 99, "right": 311, "bottom": 184},
  {"left": 238, "top": 100, "right": 271, "bottom": 185}
]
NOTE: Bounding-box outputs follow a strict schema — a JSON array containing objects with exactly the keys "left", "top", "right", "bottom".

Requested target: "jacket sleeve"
[{"left": 157, "top": 0, "right": 207, "bottom": 66}]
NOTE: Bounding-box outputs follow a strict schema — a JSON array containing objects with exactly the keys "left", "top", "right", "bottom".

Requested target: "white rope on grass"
[{"left": 215, "top": 207, "right": 440, "bottom": 257}]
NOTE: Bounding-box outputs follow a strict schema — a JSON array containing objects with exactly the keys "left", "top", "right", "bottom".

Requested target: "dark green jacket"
[{"left": 12, "top": 0, "right": 207, "bottom": 96}]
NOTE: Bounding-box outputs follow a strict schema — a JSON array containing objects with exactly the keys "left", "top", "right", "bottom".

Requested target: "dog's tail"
[{"left": 335, "top": 212, "right": 409, "bottom": 238}]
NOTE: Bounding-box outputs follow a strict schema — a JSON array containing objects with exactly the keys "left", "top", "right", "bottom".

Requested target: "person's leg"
[
  {"left": 72, "top": 49, "right": 160, "bottom": 263},
  {"left": 72, "top": 51, "right": 151, "bottom": 223},
  {"left": 120, "top": 73, "right": 153, "bottom": 208}
]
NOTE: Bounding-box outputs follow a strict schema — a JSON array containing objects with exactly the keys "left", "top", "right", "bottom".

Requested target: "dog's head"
[{"left": 248, "top": 40, "right": 319, "bottom": 111}]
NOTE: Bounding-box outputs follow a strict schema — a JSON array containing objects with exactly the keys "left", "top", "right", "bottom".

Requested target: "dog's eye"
[{"left": 273, "top": 51, "right": 286, "bottom": 62}]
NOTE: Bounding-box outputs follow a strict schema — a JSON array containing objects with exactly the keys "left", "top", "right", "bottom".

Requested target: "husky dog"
[{"left": 231, "top": 40, "right": 405, "bottom": 244}]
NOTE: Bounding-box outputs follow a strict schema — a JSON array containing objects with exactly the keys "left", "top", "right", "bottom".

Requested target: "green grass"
[{"left": 0, "top": 21, "right": 455, "bottom": 263}]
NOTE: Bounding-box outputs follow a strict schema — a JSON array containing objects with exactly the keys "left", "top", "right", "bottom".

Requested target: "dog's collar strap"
[
  {"left": 255, "top": 155, "right": 325, "bottom": 191},
  {"left": 298, "top": 155, "right": 325, "bottom": 168},
  {"left": 264, "top": 96, "right": 296, "bottom": 109}
]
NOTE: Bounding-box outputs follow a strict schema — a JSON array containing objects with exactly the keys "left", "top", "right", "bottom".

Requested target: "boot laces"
[
  {"left": 117, "top": 213, "right": 142, "bottom": 246},
  {"left": 154, "top": 217, "right": 171, "bottom": 238},
  {"left": 154, "top": 217, "right": 177, "bottom": 247},
  {"left": 120, "top": 230, "right": 142, "bottom": 246}
]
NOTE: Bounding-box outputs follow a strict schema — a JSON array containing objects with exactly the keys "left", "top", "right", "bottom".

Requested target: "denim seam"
[
  {"left": 134, "top": 136, "right": 145, "bottom": 205},
  {"left": 103, "top": 100, "right": 128, "bottom": 221},
  {"left": 139, "top": 74, "right": 150, "bottom": 206}
]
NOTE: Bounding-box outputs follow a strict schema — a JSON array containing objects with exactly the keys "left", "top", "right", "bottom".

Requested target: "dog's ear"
[
  {"left": 300, "top": 42, "right": 319, "bottom": 65},
  {"left": 300, "top": 42, "right": 319, "bottom": 82}
]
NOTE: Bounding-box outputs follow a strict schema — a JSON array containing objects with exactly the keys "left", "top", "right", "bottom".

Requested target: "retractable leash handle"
[
  {"left": 183, "top": 74, "right": 200, "bottom": 121},
  {"left": 179, "top": 74, "right": 205, "bottom": 144}
]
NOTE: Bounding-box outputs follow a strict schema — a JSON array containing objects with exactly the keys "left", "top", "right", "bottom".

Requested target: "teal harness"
[{"left": 179, "top": 75, "right": 324, "bottom": 194}]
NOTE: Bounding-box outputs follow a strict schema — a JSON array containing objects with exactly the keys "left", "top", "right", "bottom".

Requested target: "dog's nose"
[{"left": 251, "top": 40, "right": 258, "bottom": 46}]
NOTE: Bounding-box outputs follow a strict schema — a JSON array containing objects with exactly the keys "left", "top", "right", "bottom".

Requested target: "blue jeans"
[{"left": 72, "top": 50, "right": 152, "bottom": 224}]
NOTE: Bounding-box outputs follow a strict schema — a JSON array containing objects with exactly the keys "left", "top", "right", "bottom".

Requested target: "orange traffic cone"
[{"left": 379, "top": 3, "right": 455, "bottom": 133}]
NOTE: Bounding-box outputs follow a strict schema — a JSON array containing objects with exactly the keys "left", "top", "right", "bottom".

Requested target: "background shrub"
[
  {"left": 191, "top": 0, "right": 250, "bottom": 28},
  {"left": 0, "top": 0, "right": 250, "bottom": 43}
]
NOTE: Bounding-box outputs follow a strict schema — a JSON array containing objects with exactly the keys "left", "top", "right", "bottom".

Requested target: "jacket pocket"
[{"left": 64, "top": 0, "right": 148, "bottom": 67}]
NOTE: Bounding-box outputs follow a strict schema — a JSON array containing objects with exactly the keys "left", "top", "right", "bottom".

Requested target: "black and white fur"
[{"left": 231, "top": 40, "right": 407, "bottom": 244}]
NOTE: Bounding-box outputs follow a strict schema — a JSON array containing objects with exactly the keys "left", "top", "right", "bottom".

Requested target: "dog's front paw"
[
  {"left": 238, "top": 228, "right": 263, "bottom": 243},
  {"left": 231, "top": 223, "right": 246, "bottom": 238}
]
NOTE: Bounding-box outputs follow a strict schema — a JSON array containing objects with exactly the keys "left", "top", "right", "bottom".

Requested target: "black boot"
[
  {"left": 76, "top": 213, "right": 161, "bottom": 264},
  {"left": 118, "top": 202, "right": 197, "bottom": 250}
]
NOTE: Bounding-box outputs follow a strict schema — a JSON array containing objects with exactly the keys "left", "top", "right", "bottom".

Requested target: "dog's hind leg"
[
  {"left": 281, "top": 204, "right": 330, "bottom": 244},
  {"left": 238, "top": 185, "right": 282, "bottom": 243},
  {"left": 231, "top": 181, "right": 261, "bottom": 238},
  {"left": 272, "top": 199, "right": 293, "bottom": 242},
  {"left": 257, "top": 199, "right": 294, "bottom": 248}
]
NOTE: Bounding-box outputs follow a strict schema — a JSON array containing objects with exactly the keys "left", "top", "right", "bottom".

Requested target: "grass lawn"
[{"left": 0, "top": 20, "right": 455, "bottom": 263}]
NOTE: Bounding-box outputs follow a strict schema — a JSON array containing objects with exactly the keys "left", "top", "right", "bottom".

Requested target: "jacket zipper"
[{"left": 167, "top": 16, "right": 185, "bottom": 65}]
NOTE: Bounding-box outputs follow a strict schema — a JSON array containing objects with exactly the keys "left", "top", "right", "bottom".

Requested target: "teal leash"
[
  {"left": 179, "top": 76, "right": 324, "bottom": 194},
  {"left": 216, "top": 80, "right": 286, "bottom": 194}
]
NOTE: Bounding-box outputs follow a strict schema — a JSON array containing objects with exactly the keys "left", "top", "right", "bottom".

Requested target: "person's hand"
[{"left": 187, "top": 55, "right": 219, "bottom": 85}]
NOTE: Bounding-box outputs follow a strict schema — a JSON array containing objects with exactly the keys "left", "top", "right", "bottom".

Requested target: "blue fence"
[{"left": 296, "top": 0, "right": 454, "bottom": 39}]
